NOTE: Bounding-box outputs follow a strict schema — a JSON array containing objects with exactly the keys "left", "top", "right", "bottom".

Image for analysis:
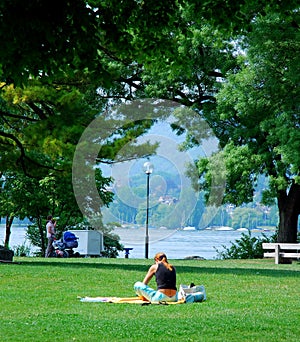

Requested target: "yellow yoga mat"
[{"left": 78, "top": 296, "right": 185, "bottom": 305}]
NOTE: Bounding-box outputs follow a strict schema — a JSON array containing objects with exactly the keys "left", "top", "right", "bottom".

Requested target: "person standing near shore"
[
  {"left": 45, "top": 215, "right": 56, "bottom": 257},
  {"left": 134, "top": 252, "right": 178, "bottom": 303}
]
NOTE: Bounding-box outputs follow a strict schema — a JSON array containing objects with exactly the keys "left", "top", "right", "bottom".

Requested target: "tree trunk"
[
  {"left": 277, "top": 184, "right": 300, "bottom": 243},
  {"left": 4, "top": 215, "right": 14, "bottom": 248},
  {"left": 37, "top": 216, "right": 46, "bottom": 257}
]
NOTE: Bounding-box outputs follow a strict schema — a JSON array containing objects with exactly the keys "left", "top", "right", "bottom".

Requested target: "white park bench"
[{"left": 262, "top": 243, "right": 300, "bottom": 264}]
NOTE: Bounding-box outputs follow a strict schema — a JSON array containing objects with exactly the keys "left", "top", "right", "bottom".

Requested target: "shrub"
[
  {"left": 101, "top": 234, "right": 123, "bottom": 258},
  {"left": 13, "top": 243, "right": 31, "bottom": 257},
  {"left": 215, "top": 230, "right": 277, "bottom": 259}
]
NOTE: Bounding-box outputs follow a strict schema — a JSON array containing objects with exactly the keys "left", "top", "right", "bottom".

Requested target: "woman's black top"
[{"left": 155, "top": 262, "right": 177, "bottom": 290}]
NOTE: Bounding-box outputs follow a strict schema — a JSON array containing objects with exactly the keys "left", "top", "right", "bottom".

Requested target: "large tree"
[
  {"left": 1, "top": 0, "right": 299, "bottom": 245},
  {"left": 0, "top": 80, "right": 156, "bottom": 249},
  {"left": 198, "top": 11, "right": 300, "bottom": 242}
]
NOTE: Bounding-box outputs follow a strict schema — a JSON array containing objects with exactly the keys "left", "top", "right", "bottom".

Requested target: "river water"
[
  {"left": 113, "top": 227, "right": 273, "bottom": 259},
  {"left": 0, "top": 225, "right": 273, "bottom": 260}
]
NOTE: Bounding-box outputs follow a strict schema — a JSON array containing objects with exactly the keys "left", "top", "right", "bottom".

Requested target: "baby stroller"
[{"left": 51, "top": 231, "right": 80, "bottom": 258}]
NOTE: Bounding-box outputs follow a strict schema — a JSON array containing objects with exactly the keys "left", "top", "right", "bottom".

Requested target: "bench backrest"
[{"left": 262, "top": 243, "right": 300, "bottom": 250}]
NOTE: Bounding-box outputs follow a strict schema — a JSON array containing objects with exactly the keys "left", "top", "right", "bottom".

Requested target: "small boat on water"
[
  {"left": 183, "top": 226, "right": 196, "bottom": 231},
  {"left": 214, "top": 226, "right": 234, "bottom": 231}
]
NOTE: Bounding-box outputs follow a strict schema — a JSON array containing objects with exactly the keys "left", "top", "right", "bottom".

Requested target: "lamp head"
[{"left": 143, "top": 161, "right": 154, "bottom": 175}]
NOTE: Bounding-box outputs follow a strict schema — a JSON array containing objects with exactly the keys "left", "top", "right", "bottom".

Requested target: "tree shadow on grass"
[
  {"left": 14, "top": 259, "right": 300, "bottom": 278},
  {"left": 17, "top": 259, "right": 148, "bottom": 272},
  {"left": 175, "top": 265, "right": 300, "bottom": 278}
]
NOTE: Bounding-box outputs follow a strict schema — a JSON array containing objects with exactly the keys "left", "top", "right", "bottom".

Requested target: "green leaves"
[
  {"left": 0, "top": 0, "right": 99, "bottom": 84},
  {"left": 215, "top": 230, "right": 277, "bottom": 259}
]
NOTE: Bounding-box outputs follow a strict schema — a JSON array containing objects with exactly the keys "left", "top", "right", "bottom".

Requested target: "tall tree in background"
[{"left": 198, "top": 12, "right": 300, "bottom": 242}]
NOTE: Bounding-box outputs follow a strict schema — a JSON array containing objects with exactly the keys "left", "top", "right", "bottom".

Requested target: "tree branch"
[
  {"left": 0, "top": 110, "right": 38, "bottom": 122},
  {"left": 0, "top": 131, "right": 63, "bottom": 176}
]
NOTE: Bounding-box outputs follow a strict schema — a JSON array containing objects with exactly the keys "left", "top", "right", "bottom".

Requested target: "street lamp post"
[{"left": 143, "top": 161, "right": 154, "bottom": 259}]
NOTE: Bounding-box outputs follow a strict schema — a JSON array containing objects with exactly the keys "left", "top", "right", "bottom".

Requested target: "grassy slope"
[{"left": 0, "top": 258, "right": 299, "bottom": 342}]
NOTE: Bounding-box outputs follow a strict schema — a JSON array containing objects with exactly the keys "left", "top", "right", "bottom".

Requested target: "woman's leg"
[
  {"left": 134, "top": 282, "right": 178, "bottom": 303},
  {"left": 134, "top": 281, "right": 157, "bottom": 302},
  {"left": 45, "top": 237, "right": 54, "bottom": 257}
]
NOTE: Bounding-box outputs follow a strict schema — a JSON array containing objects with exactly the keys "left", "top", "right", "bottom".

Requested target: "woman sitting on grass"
[{"left": 134, "top": 252, "right": 178, "bottom": 303}]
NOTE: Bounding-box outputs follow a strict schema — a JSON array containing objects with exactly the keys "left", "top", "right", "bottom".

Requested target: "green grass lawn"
[{"left": 1, "top": 257, "right": 299, "bottom": 342}]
